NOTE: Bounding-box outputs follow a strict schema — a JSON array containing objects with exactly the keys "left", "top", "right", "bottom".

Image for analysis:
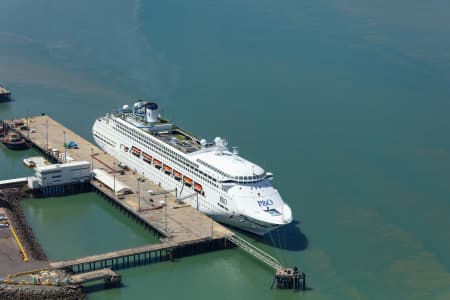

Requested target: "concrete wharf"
[
  {"left": 16, "top": 115, "right": 233, "bottom": 244},
  {"left": 3, "top": 115, "right": 305, "bottom": 291}
]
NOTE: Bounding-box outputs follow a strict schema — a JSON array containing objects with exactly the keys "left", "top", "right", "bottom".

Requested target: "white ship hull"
[{"left": 93, "top": 108, "right": 292, "bottom": 236}]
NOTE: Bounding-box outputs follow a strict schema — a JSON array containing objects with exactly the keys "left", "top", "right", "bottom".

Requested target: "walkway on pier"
[
  {"left": 49, "top": 237, "right": 227, "bottom": 274},
  {"left": 49, "top": 241, "right": 177, "bottom": 270},
  {"left": 0, "top": 177, "right": 27, "bottom": 189}
]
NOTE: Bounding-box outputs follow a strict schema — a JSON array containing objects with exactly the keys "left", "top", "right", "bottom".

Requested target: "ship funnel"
[{"left": 145, "top": 102, "right": 159, "bottom": 123}]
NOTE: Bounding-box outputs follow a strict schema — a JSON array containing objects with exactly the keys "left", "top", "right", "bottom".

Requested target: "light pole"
[
  {"left": 63, "top": 130, "right": 66, "bottom": 164},
  {"left": 91, "top": 148, "right": 94, "bottom": 171},
  {"left": 113, "top": 161, "right": 116, "bottom": 196},
  {"left": 137, "top": 177, "right": 141, "bottom": 212},
  {"left": 164, "top": 193, "right": 167, "bottom": 232},
  {"left": 45, "top": 119, "right": 48, "bottom": 152},
  {"left": 26, "top": 117, "right": 29, "bottom": 139}
]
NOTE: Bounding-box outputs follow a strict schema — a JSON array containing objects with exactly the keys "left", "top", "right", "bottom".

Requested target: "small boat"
[
  {"left": 173, "top": 170, "right": 182, "bottom": 180},
  {"left": 2, "top": 132, "right": 29, "bottom": 150},
  {"left": 184, "top": 176, "right": 193, "bottom": 186},
  {"left": 23, "top": 158, "right": 35, "bottom": 167},
  {"left": 194, "top": 183, "right": 203, "bottom": 193},
  {"left": 154, "top": 159, "right": 162, "bottom": 168},
  {"left": 163, "top": 164, "right": 172, "bottom": 174}
]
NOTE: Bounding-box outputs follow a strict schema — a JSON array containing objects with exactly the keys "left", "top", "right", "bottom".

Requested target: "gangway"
[
  {"left": 226, "top": 234, "right": 306, "bottom": 291},
  {"left": 177, "top": 192, "right": 197, "bottom": 202},
  {"left": 226, "top": 234, "right": 282, "bottom": 271}
]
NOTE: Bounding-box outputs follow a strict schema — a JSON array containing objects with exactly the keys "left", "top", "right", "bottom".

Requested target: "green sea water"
[{"left": 2, "top": 0, "right": 450, "bottom": 299}]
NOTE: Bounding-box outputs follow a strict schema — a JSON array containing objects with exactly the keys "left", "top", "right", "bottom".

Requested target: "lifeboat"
[
  {"left": 154, "top": 159, "right": 162, "bottom": 168},
  {"left": 142, "top": 152, "right": 152, "bottom": 163},
  {"left": 131, "top": 146, "right": 141, "bottom": 157},
  {"left": 184, "top": 176, "right": 193, "bottom": 186},
  {"left": 194, "top": 183, "right": 203, "bottom": 193},
  {"left": 173, "top": 170, "right": 182, "bottom": 180},
  {"left": 163, "top": 164, "right": 172, "bottom": 174}
]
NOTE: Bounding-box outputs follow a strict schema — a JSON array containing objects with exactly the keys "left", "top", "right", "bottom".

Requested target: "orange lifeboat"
[
  {"left": 131, "top": 146, "right": 141, "bottom": 157},
  {"left": 194, "top": 183, "right": 203, "bottom": 193},
  {"left": 184, "top": 176, "right": 193, "bottom": 186},
  {"left": 163, "top": 164, "right": 172, "bottom": 174},
  {"left": 142, "top": 152, "right": 152, "bottom": 163},
  {"left": 173, "top": 170, "right": 182, "bottom": 180},
  {"left": 154, "top": 159, "right": 162, "bottom": 168}
]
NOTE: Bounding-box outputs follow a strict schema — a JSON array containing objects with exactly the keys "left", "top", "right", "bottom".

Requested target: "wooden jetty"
[
  {"left": 4, "top": 115, "right": 305, "bottom": 291},
  {"left": 49, "top": 237, "right": 226, "bottom": 273}
]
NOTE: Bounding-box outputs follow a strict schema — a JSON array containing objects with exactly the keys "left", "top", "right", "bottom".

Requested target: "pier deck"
[
  {"left": 50, "top": 240, "right": 178, "bottom": 270},
  {"left": 15, "top": 115, "right": 233, "bottom": 244}
]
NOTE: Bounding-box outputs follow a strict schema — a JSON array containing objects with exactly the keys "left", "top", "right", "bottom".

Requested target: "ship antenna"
[{"left": 232, "top": 146, "right": 239, "bottom": 155}]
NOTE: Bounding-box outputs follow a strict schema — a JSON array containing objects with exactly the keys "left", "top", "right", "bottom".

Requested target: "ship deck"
[{"left": 117, "top": 112, "right": 202, "bottom": 154}]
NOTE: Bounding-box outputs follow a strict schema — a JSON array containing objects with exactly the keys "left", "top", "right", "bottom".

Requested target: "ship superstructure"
[{"left": 92, "top": 101, "right": 292, "bottom": 235}]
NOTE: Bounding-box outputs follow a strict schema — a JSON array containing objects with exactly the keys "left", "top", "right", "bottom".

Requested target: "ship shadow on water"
[{"left": 231, "top": 220, "right": 308, "bottom": 252}]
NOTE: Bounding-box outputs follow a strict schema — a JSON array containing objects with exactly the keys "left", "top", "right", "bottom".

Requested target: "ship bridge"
[{"left": 191, "top": 150, "right": 268, "bottom": 183}]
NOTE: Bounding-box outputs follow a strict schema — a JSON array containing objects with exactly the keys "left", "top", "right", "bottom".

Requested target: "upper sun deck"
[{"left": 112, "top": 108, "right": 202, "bottom": 155}]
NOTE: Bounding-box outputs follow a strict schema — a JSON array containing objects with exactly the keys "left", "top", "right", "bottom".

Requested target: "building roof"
[
  {"left": 92, "top": 169, "right": 132, "bottom": 194},
  {"left": 37, "top": 161, "right": 90, "bottom": 172}
]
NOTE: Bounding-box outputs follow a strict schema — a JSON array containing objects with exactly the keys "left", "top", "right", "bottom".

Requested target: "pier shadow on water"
[
  {"left": 233, "top": 220, "right": 309, "bottom": 252},
  {"left": 82, "top": 282, "right": 127, "bottom": 294}
]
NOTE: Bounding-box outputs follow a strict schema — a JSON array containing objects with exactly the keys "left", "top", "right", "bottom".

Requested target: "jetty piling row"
[{"left": 0, "top": 115, "right": 306, "bottom": 292}]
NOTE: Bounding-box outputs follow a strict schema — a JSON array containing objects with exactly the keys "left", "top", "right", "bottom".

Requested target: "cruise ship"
[{"left": 92, "top": 101, "right": 292, "bottom": 235}]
